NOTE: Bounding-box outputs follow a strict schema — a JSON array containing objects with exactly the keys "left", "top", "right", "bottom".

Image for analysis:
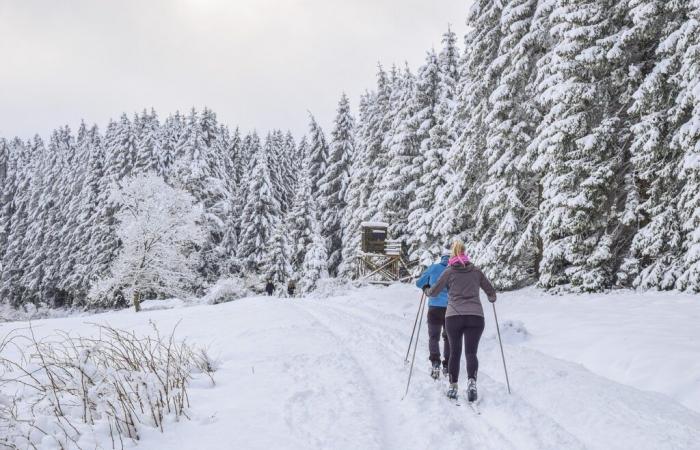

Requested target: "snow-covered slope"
[{"left": 1, "top": 284, "right": 699, "bottom": 449}]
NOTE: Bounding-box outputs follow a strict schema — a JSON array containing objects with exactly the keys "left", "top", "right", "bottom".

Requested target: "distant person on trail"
[
  {"left": 265, "top": 280, "right": 274, "bottom": 296},
  {"left": 287, "top": 280, "right": 296, "bottom": 297},
  {"left": 428, "top": 240, "right": 497, "bottom": 403},
  {"left": 415, "top": 246, "right": 451, "bottom": 379}
]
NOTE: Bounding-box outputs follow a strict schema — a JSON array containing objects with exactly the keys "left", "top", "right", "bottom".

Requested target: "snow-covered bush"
[
  {"left": 88, "top": 174, "right": 206, "bottom": 312},
  {"left": 0, "top": 324, "right": 215, "bottom": 449},
  {"left": 299, "top": 220, "right": 329, "bottom": 294},
  {"left": 304, "top": 278, "right": 356, "bottom": 299},
  {"left": 201, "top": 277, "right": 250, "bottom": 304}
]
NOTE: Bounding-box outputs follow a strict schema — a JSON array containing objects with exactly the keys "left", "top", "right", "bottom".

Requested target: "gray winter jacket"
[{"left": 427, "top": 262, "right": 497, "bottom": 318}]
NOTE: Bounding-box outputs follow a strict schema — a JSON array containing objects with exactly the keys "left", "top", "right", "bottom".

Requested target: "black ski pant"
[
  {"left": 445, "top": 315, "right": 485, "bottom": 384},
  {"left": 427, "top": 306, "right": 449, "bottom": 368}
]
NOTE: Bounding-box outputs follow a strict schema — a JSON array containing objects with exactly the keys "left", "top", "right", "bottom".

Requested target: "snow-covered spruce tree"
[
  {"left": 300, "top": 217, "right": 329, "bottom": 294},
  {"left": 56, "top": 123, "right": 97, "bottom": 302},
  {"left": 227, "top": 127, "right": 243, "bottom": 186},
  {"left": 287, "top": 154, "right": 317, "bottom": 273},
  {"left": 67, "top": 124, "right": 110, "bottom": 301},
  {"left": 86, "top": 120, "right": 127, "bottom": 299},
  {"left": 229, "top": 131, "right": 262, "bottom": 250},
  {"left": 339, "top": 66, "right": 396, "bottom": 277},
  {"left": 236, "top": 136, "right": 280, "bottom": 273},
  {"left": 408, "top": 28, "right": 460, "bottom": 264},
  {"left": 529, "top": 0, "right": 629, "bottom": 292},
  {"left": 55, "top": 125, "right": 94, "bottom": 305},
  {"left": 615, "top": 0, "right": 689, "bottom": 289},
  {"left": 338, "top": 92, "right": 373, "bottom": 278},
  {"left": 264, "top": 219, "right": 293, "bottom": 287},
  {"left": 89, "top": 174, "right": 205, "bottom": 311},
  {"left": 25, "top": 130, "right": 75, "bottom": 306},
  {"left": 670, "top": 1, "right": 700, "bottom": 292},
  {"left": 376, "top": 62, "right": 421, "bottom": 242},
  {"left": 0, "top": 139, "right": 31, "bottom": 305},
  {"left": 158, "top": 112, "right": 185, "bottom": 178},
  {"left": 431, "top": 0, "right": 504, "bottom": 252},
  {"left": 368, "top": 65, "right": 405, "bottom": 226},
  {"left": 339, "top": 67, "right": 394, "bottom": 278},
  {"left": 280, "top": 130, "right": 299, "bottom": 211},
  {"left": 355, "top": 65, "right": 393, "bottom": 226},
  {"left": 219, "top": 127, "right": 243, "bottom": 272},
  {"left": 284, "top": 131, "right": 302, "bottom": 181},
  {"left": 14, "top": 136, "right": 49, "bottom": 306},
  {"left": 134, "top": 109, "right": 161, "bottom": 174},
  {"left": 307, "top": 114, "right": 329, "bottom": 195},
  {"left": 267, "top": 130, "right": 296, "bottom": 213},
  {"left": 318, "top": 93, "right": 355, "bottom": 276},
  {"left": 471, "top": 0, "right": 544, "bottom": 290},
  {"left": 297, "top": 135, "right": 309, "bottom": 164}
]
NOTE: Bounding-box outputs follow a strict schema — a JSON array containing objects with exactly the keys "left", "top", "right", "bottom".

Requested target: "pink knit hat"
[{"left": 448, "top": 254, "right": 470, "bottom": 266}]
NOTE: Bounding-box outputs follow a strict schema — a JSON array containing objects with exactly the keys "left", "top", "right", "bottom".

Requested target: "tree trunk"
[{"left": 133, "top": 291, "right": 141, "bottom": 312}]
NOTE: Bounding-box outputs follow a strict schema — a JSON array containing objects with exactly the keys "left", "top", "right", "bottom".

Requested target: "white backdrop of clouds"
[{"left": 0, "top": 0, "right": 470, "bottom": 140}]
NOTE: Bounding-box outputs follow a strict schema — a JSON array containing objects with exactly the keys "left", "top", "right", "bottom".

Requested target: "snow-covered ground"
[{"left": 1, "top": 284, "right": 699, "bottom": 449}]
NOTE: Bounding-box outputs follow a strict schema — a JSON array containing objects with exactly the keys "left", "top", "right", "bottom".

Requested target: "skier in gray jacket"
[{"left": 428, "top": 239, "right": 497, "bottom": 402}]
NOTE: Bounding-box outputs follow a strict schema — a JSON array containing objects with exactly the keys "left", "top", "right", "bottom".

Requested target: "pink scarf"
[{"left": 448, "top": 254, "right": 470, "bottom": 266}]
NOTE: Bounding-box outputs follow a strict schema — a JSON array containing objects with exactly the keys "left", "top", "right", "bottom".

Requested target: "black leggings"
[{"left": 445, "top": 315, "right": 485, "bottom": 383}]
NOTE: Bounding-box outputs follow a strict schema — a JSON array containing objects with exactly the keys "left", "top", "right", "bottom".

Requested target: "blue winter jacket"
[{"left": 415, "top": 256, "right": 449, "bottom": 307}]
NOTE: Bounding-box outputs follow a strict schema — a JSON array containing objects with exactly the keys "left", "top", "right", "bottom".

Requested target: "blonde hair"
[{"left": 451, "top": 239, "right": 465, "bottom": 258}]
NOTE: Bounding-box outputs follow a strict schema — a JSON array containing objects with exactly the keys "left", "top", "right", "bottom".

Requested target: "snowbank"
[{"left": 495, "top": 287, "right": 700, "bottom": 413}]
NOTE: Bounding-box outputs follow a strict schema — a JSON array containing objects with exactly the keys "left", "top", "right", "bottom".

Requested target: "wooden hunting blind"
[
  {"left": 361, "top": 222, "right": 388, "bottom": 253},
  {"left": 356, "top": 222, "right": 415, "bottom": 284}
]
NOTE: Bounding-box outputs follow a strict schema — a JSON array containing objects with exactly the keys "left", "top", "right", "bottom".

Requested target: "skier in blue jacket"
[{"left": 415, "top": 248, "right": 451, "bottom": 379}]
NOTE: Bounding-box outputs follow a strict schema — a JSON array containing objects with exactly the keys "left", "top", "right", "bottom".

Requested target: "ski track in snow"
[
  {"left": 280, "top": 306, "right": 386, "bottom": 449},
  {"left": 294, "top": 298, "right": 585, "bottom": 450}
]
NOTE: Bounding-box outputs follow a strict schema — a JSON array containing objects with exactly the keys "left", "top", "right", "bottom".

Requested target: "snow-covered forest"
[{"left": 2, "top": 0, "right": 700, "bottom": 310}]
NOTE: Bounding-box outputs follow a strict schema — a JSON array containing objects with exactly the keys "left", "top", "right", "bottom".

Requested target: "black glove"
[{"left": 422, "top": 285, "right": 431, "bottom": 295}]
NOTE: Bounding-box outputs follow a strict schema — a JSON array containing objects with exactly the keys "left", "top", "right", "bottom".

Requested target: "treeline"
[
  {"left": 2, "top": 0, "right": 700, "bottom": 309},
  {"left": 0, "top": 108, "right": 344, "bottom": 307}
]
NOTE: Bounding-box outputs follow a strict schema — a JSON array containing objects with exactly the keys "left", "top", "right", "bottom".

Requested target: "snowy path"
[
  {"left": 291, "top": 295, "right": 699, "bottom": 450},
  {"left": 292, "top": 298, "right": 586, "bottom": 450},
  {"left": 2, "top": 284, "right": 699, "bottom": 449}
]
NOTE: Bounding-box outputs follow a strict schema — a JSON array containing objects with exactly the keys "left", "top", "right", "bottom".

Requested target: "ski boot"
[
  {"left": 442, "top": 363, "right": 449, "bottom": 378},
  {"left": 431, "top": 361, "right": 441, "bottom": 380},
  {"left": 446, "top": 383, "right": 458, "bottom": 400},
  {"left": 467, "top": 378, "right": 478, "bottom": 403}
]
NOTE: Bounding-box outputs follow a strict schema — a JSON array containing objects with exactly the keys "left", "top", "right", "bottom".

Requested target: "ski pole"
[
  {"left": 492, "top": 302, "right": 511, "bottom": 394},
  {"left": 404, "top": 292, "right": 426, "bottom": 364},
  {"left": 403, "top": 291, "right": 428, "bottom": 399}
]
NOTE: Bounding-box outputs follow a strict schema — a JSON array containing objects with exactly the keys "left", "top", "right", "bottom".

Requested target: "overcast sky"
[{"left": 0, "top": 0, "right": 470, "bottom": 141}]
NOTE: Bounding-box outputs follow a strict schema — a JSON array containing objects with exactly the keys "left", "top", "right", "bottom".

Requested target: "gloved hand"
[{"left": 422, "top": 285, "right": 431, "bottom": 295}]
